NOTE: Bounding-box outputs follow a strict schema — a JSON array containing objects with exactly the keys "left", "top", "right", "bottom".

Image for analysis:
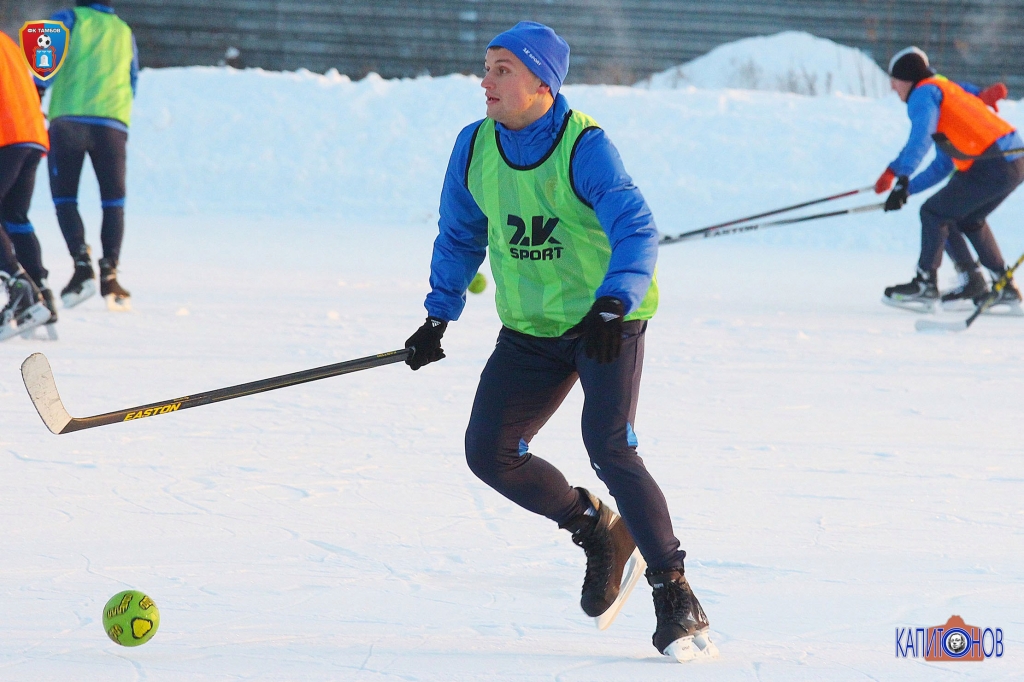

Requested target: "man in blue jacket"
[
  {"left": 403, "top": 22, "right": 716, "bottom": 662},
  {"left": 877, "top": 47, "right": 1023, "bottom": 312}
]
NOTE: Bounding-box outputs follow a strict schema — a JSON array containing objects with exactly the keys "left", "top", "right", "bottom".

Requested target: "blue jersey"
[{"left": 425, "top": 93, "right": 659, "bottom": 322}]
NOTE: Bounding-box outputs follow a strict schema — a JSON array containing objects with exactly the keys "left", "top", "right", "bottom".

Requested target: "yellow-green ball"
[
  {"left": 468, "top": 272, "right": 487, "bottom": 294},
  {"left": 102, "top": 590, "right": 160, "bottom": 646}
]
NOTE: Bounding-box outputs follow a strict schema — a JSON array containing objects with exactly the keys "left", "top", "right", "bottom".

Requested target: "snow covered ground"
[{"left": 3, "top": 36, "right": 1024, "bottom": 680}]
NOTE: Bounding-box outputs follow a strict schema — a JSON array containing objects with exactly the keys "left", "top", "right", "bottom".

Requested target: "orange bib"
[
  {"left": 0, "top": 32, "right": 49, "bottom": 150},
  {"left": 920, "top": 76, "right": 1014, "bottom": 171}
]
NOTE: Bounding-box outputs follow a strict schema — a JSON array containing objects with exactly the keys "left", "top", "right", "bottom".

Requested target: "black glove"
[
  {"left": 884, "top": 175, "right": 909, "bottom": 212},
  {"left": 405, "top": 316, "right": 448, "bottom": 370},
  {"left": 566, "top": 296, "right": 625, "bottom": 364}
]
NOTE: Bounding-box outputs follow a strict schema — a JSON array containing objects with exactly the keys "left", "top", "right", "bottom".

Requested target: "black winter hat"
[{"left": 888, "top": 47, "right": 934, "bottom": 83}]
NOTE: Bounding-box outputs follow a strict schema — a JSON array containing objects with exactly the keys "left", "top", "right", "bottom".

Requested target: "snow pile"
[
  {"left": 640, "top": 31, "right": 891, "bottom": 97},
  {"left": 88, "top": 63, "right": 1021, "bottom": 254}
]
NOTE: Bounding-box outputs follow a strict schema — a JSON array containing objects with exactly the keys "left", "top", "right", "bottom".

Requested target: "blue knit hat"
[{"left": 487, "top": 22, "right": 570, "bottom": 96}]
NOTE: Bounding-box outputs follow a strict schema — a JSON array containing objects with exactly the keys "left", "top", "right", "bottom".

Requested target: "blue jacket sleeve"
[
  {"left": 570, "top": 128, "right": 658, "bottom": 315},
  {"left": 130, "top": 33, "right": 138, "bottom": 96},
  {"left": 423, "top": 123, "right": 489, "bottom": 321},
  {"left": 889, "top": 84, "right": 942, "bottom": 179}
]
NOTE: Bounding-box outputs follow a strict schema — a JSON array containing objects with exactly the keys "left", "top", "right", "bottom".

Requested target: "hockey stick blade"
[
  {"left": 22, "top": 348, "right": 412, "bottom": 435},
  {"left": 22, "top": 353, "right": 74, "bottom": 434}
]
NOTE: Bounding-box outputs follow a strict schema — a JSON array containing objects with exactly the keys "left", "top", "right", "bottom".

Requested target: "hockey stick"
[
  {"left": 22, "top": 348, "right": 412, "bottom": 434},
  {"left": 915, "top": 252, "right": 1024, "bottom": 333},
  {"left": 932, "top": 133, "right": 1024, "bottom": 162},
  {"left": 658, "top": 185, "right": 874, "bottom": 245},
  {"left": 659, "top": 201, "right": 885, "bottom": 246}
]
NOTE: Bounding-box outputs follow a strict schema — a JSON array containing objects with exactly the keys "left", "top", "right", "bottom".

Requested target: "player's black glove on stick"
[
  {"left": 884, "top": 175, "right": 909, "bottom": 212},
  {"left": 405, "top": 316, "right": 448, "bottom": 370},
  {"left": 567, "top": 296, "right": 625, "bottom": 364}
]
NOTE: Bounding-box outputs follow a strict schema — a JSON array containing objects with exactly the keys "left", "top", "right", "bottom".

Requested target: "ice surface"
[
  {"left": 640, "top": 31, "right": 891, "bottom": 98},
  {"left": 3, "top": 38, "right": 1023, "bottom": 680}
]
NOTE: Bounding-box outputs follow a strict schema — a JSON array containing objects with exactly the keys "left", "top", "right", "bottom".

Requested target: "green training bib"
[
  {"left": 466, "top": 110, "right": 658, "bottom": 337},
  {"left": 48, "top": 7, "right": 134, "bottom": 125}
]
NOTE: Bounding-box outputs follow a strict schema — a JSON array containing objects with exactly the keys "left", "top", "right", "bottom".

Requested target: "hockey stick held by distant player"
[
  {"left": 22, "top": 348, "right": 413, "bottom": 434},
  {"left": 658, "top": 185, "right": 874, "bottom": 245},
  {"left": 932, "top": 133, "right": 1024, "bottom": 162},
  {"left": 659, "top": 201, "right": 885, "bottom": 246},
  {"left": 915, "top": 251, "right": 1024, "bottom": 333}
]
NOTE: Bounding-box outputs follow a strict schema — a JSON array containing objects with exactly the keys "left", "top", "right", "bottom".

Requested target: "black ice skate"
[
  {"left": 99, "top": 258, "right": 131, "bottom": 311},
  {"left": 980, "top": 267, "right": 1024, "bottom": 317},
  {"left": 560, "top": 487, "right": 646, "bottom": 630},
  {"left": 882, "top": 266, "right": 938, "bottom": 313},
  {"left": 940, "top": 263, "right": 988, "bottom": 311},
  {"left": 647, "top": 568, "right": 719, "bottom": 662},
  {"left": 61, "top": 247, "right": 96, "bottom": 308},
  {"left": 21, "top": 279, "right": 60, "bottom": 341},
  {"left": 1, "top": 270, "right": 52, "bottom": 342}
]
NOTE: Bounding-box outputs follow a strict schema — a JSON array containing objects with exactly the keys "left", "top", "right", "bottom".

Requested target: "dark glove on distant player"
[
  {"left": 405, "top": 316, "right": 448, "bottom": 370},
  {"left": 884, "top": 175, "right": 909, "bottom": 212},
  {"left": 567, "top": 296, "right": 625, "bottom": 364}
]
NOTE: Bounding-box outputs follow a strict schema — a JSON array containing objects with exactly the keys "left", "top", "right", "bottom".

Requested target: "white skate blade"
[
  {"left": 1, "top": 303, "right": 50, "bottom": 341},
  {"left": 940, "top": 299, "right": 976, "bottom": 312},
  {"left": 19, "top": 323, "right": 60, "bottom": 341},
  {"left": 61, "top": 279, "right": 96, "bottom": 308},
  {"left": 105, "top": 293, "right": 132, "bottom": 312},
  {"left": 663, "top": 627, "right": 719, "bottom": 662},
  {"left": 594, "top": 547, "right": 646, "bottom": 631},
  {"left": 982, "top": 300, "right": 1024, "bottom": 317},
  {"left": 881, "top": 296, "right": 936, "bottom": 314}
]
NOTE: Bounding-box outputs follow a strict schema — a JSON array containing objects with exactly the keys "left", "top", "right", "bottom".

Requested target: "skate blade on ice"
[
  {"left": 0, "top": 303, "right": 51, "bottom": 342},
  {"left": 594, "top": 547, "right": 646, "bottom": 631},
  {"left": 105, "top": 293, "right": 132, "bottom": 312},
  {"left": 982, "top": 300, "right": 1024, "bottom": 317},
  {"left": 61, "top": 280, "right": 96, "bottom": 308},
  {"left": 940, "top": 299, "right": 976, "bottom": 312},
  {"left": 663, "top": 627, "right": 719, "bottom": 662},
  {"left": 20, "top": 323, "right": 59, "bottom": 341},
  {"left": 881, "top": 296, "right": 936, "bottom": 314}
]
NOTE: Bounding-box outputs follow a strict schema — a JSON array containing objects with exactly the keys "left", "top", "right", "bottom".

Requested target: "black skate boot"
[
  {"left": 99, "top": 258, "right": 131, "bottom": 311},
  {"left": 61, "top": 246, "right": 96, "bottom": 308},
  {"left": 1, "top": 270, "right": 52, "bottom": 342},
  {"left": 941, "top": 262, "right": 988, "bottom": 310},
  {"left": 560, "top": 487, "right": 646, "bottom": 628},
  {"left": 38, "top": 279, "right": 58, "bottom": 325},
  {"left": 883, "top": 266, "right": 938, "bottom": 313},
  {"left": 981, "top": 266, "right": 1023, "bottom": 315},
  {"left": 647, "top": 568, "right": 718, "bottom": 662}
]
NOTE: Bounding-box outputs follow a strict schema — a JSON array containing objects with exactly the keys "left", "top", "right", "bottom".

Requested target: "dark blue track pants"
[
  {"left": 464, "top": 321, "right": 686, "bottom": 572},
  {"left": 0, "top": 145, "right": 46, "bottom": 281},
  {"left": 919, "top": 149, "right": 1024, "bottom": 273},
  {"left": 48, "top": 119, "right": 127, "bottom": 265}
]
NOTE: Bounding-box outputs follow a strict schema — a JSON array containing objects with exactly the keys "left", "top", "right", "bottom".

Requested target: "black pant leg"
[
  {"left": 87, "top": 125, "right": 128, "bottom": 266},
  {"left": 465, "top": 328, "right": 588, "bottom": 525},
  {"left": 47, "top": 119, "right": 90, "bottom": 258},
  {"left": 0, "top": 149, "right": 48, "bottom": 283},
  {"left": 575, "top": 321, "right": 686, "bottom": 572}
]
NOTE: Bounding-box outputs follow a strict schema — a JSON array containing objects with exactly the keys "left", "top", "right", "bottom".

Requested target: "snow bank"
[
  {"left": 639, "top": 31, "right": 891, "bottom": 98},
  {"left": 45, "top": 40, "right": 1023, "bottom": 254}
]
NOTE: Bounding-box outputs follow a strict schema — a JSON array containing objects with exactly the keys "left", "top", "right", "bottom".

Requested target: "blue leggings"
[{"left": 464, "top": 322, "right": 686, "bottom": 572}]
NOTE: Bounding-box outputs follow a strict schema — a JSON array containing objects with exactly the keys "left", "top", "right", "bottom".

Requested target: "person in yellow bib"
[
  {"left": 37, "top": 1, "right": 137, "bottom": 311},
  {"left": 403, "top": 22, "right": 716, "bottom": 662}
]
